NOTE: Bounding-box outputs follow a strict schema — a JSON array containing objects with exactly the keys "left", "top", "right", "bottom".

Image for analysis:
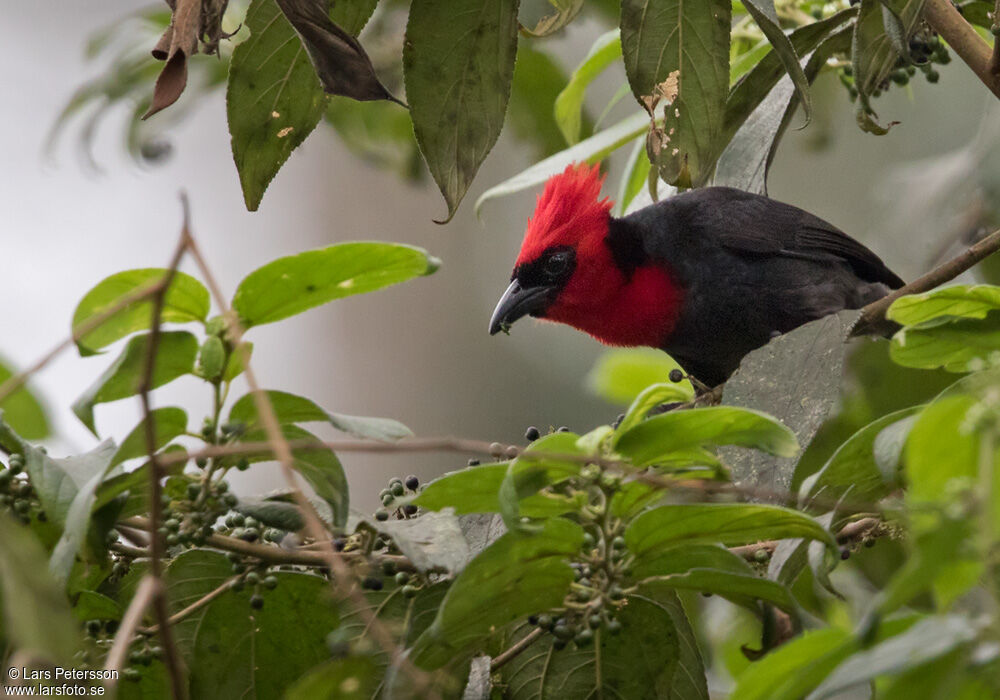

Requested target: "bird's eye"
[{"left": 546, "top": 252, "right": 569, "bottom": 276}]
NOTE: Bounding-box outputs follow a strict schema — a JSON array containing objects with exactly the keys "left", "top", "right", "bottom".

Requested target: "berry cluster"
[
  {"left": 225, "top": 552, "right": 280, "bottom": 609},
  {"left": 374, "top": 474, "right": 421, "bottom": 522},
  {"left": 837, "top": 29, "right": 950, "bottom": 103},
  {"left": 0, "top": 454, "right": 39, "bottom": 525}
]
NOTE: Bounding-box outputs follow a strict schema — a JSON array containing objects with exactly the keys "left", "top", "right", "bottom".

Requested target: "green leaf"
[
  {"left": 72, "top": 268, "right": 209, "bottom": 355},
  {"left": 499, "top": 431, "right": 584, "bottom": 529},
  {"left": 905, "top": 394, "right": 979, "bottom": 505},
  {"left": 110, "top": 407, "right": 187, "bottom": 467},
  {"left": 411, "top": 518, "right": 583, "bottom": 669},
  {"left": 554, "top": 29, "right": 621, "bottom": 145},
  {"left": 403, "top": 0, "right": 520, "bottom": 222},
  {"left": 725, "top": 8, "right": 856, "bottom": 145},
  {"left": 71, "top": 590, "right": 122, "bottom": 622},
  {"left": 24, "top": 440, "right": 117, "bottom": 529},
  {"left": 232, "top": 425, "right": 349, "bottom": 527},
  {"left": 286, "top": 657, "right": 380, "bottom": 699},
  {"left": 234, "top": 499, "right": 306, "bottom": 532},
  {"left": 93, "top": 446, "right": 187, "bottom": 519},
  {"left": 634, "top": 543, "right": 799, "bottom": 612},
  {"left": 184, "top": 554, "right": 340, "bottom": 698},
  {"left": 164, "top": 550, "right": 233, "bottom": 660},
  {"left": 72, "top": 331, "right": 198, "bottom": 434},
  {"left": 587, "top": 347, "right": 693, "bottom": 404},
  {"left": 227, "top": 0, "right": 327, "bottom": 211},
  {"left": 626, "top": 504, "right": 836, "bottom": 555},
  {"left": 475, "top": 110, "right": 648, "bottom": 214},
  {"left": 414, "top": 462, "right": 585, "bottom": 518},
  {"left": 731, "top": 628, "right": 855, "bottom": 700},
  {"left": 616, "top": 406, "right": 798, "bottom": 466},
  {"left": 807, "top": 615, "right": 980, "bottom": 699},
  {"left": 615, "top": 136, "right": 651, "bottom": 215},
  {"left": 229, "top": 389, "right": 412, "bottom": 441},
  {"left": 800, "top": 407, "right": 921, "bottom": 504},
  {"left": 891, "top": 311, "right": 1000, "bottom": 372},
  {"left": 47, "top": 441, "right": 118, "bottom": 582},
  {"left": 741, "top": 0, "right": 811, "bottom": 123},
  {"left": 888, "top": 285, "right": 1000, "bottom": 325},
  {"left": 956, "top": 0, "right": 992, "bottom": 27},
  {"left": 621, "top": 0, "right": 731, "bottom": 186},
  {"left": 232, "top": 242, "right": 438, "bottom": 327},
  {"left": 0, "top": 515, "right": 80, "bottom": 663},
  {"left": 501, "top": 583, "right": 708, "bottom": 699},
  {"left": 0, "top": 356, "right": 50, "bottom": 440},
  {"left": 508, "top": 46, "right": 575, "bottom": 160},
  {"left": 223, "top": 341, "right": 252, "bottom": 382},
  {"left": 614, "top": 381, "right": 696, "bottom": 440},
  {"left": 371, "top": 510, "right": 470, "bottom": 575}
]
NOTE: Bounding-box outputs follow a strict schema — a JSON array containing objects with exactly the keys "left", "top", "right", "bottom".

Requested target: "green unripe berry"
[
  {"left": 236, "top": 458, "right": 250, "bottom": 472},
  {"left": 395, "top": 572, "right": 410, "bottom": 586},
  {"left": 926, "top": 69, "right": 940, "bottom": 83},
  {"left": 250, "top": 594, "right": 264, "bottom": 610},
  {"left": 262, "top": 575, "right": 278, "bottom": 590},
  {"left": 553, "top": 622, "right": 574, "bottom": 640},
  {"left": 588, "top": 614, "right": 601, "bottom": 629},
  {"left": 537, "top": 614, "right": 553, "bottom": 630},
  {"left": 607, "top": 619, "right": 623, "bottom": 635},
  {"left": 390, "top": 482, "right": 405, "bottom": 497},
  {"left": 402, "top": 584, "right": 420, "bottom": 598},
  {"left": 165, "top": 518, "right": 180, "bottom": 532},
  {"left": 381, "top": 494, "right": 394, "bottom": 507},
  {"left": 245, "top": 571, "right": 260, "bottom": 585},
  {"left": 611, "top": 536, "right": 626, "bottom": 549},
  {"left": 8, "top": 455, "right": 23, "bottom": 473},
  {"left": 375, "top": 509, "right": 389, "bottom": 522},
  {"left": 574, "top": 628, "right": 594, "bottom": 646},
  {"left": 754, "top": 548, "right": 770, "bottom": 563},
  {"left": 186, "top": 483, "right": 200, "bottom": 501},
  {"left": 166, "top": 534, "right": 179, "bottom": 546},
  {"left": 195, "top": 457, "right": 208, "bottom": 469},
  {"left": 609, "top": 584, "right": 625, "bottom": 600},
  {"left": 244, "top": 517, "right": 259, "bottom": 529},
  {"left": 0, "top": 470, "right": 12, "bottom": 489},
  {"left": 223, "top": 493, "right": 238, "bottom": 507},
  {"left": 581, "top": 533, "right": 595, "bottom": 549}
]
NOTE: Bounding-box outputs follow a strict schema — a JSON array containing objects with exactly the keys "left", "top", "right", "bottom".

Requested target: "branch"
[
  {"left": 180, "top": 213, "right": 441, "bottom": 698},
  {"left": 923, "top": 0, "right": 1000, "bottom": 98},
  {"left": 490, "top": 628, "right": 544, "bottom": 671},
  {"left": 138, "top": 576, "right": 238, "bottom": 635},
  {"left": 104, "top": 576, "right": 160, "bottom": 677},
  {"left": 853, "top": 227, "right": 1000, "bottom": 335},
  {"left": 134, "top": 199, "right": 191, "bottom": 700},
  {"left": 730, "top": 517, "right": 885, "bottom": 561}
]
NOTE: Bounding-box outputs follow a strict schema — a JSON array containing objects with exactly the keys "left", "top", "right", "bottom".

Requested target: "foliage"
[{"left": 7, "top": 0, "right": 1000, "bottom": 698}]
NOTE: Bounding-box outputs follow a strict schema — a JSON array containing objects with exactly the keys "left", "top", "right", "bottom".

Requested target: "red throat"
[{"left": 515, "top": 163, "right": 684, "bottom": 348}]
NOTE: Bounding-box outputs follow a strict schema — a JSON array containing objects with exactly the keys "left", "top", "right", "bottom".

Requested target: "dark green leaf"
[
  {"left": 24, "top": 440, "right": 116, "bottom": 530},
  {"left": 71, "top": 590, "right": 122, "bottom": 622},
  {"left": 626, "top": 503, "right": 836, "bottom": 555},
  {"left": 554, "top": 29, "right": 620, "bottom": 145},
  {"left": 615, "top": 406, "right": 798, "bottom": 467},
  {"left": 621, "top": 0, "right": 731, "bottom": 186},
  {"left": 274, "top": 0, "right": 397, "bottom": 100},
  {"left": 72, "top": 269, "right": 209, "bottom": 356},
  {"left": 404, "top": 0, "right": 520, "bottom": 222},
  {"left": 411, "top": 518, "right": 583, "bottom": 669},
  {"left": 93, "top": 446, "right": 187, "bottom": 518},
  {"left": 0, "top": 356, "right": 50, "bottom": 440},
  {"left": 235, "top": 499, "right": 306, "bottom": 531},
  {"left": 741, "top": 0, "right": 811, "bottom": 121},
  {"left": 232, "top": 243, "right": 438, "bottom": 327},
  {"left": 956, "top": 0, "right": 992, "bottom": 26},
  {"left": 72, "top": 331, "right": 198, "bottom": 434},
  {"left": 227, "top": 0, "right": 327, "bottom": 211},
  {"left": 587, "top": 347, "right": 693, "bottom": 404},
  {"left": 229, "top": 389, "right": 413, "bottom": 440},
  {"left": 164, "top": 550, "right": 234, "bottom": 659},
  {"left": 414, "top": 462, "right": 585, "bottom": 517},
  {"left": 110, "top": 407, "right": 187, "bottom": 467},
  {"left": 188, "top": 559, "right": 339, "bottom": 698},
  {"left": 502, "top": 583, "right": 708, "bottom": 699},
  {"left": 0, "top": 515, "right": 80, "bottom": 663},
  {"left": 499, "top": 431, "right": 584, "bottom": 528}
]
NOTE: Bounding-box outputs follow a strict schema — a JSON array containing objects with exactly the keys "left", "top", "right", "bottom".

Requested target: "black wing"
[{"left": 678, "top": 187, "right": 905, "bottom": 289}]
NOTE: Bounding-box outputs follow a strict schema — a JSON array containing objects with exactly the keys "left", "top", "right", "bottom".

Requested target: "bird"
[{"left": 488, "top": 162, "right": 904, "bottom": 387}]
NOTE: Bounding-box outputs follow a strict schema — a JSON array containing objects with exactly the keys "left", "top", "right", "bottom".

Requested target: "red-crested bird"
[{"left": 489, "top": 163, "right": 904, "bottom": 386}]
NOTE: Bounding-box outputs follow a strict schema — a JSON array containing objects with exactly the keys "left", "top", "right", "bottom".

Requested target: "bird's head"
[{"left": 489, "top": 162, "right": 683, "bottom": 348}]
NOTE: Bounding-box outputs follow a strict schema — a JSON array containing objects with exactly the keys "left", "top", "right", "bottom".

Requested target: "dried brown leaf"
[{"left": 274, "top": 0, "right": 402, "bottom": 104}]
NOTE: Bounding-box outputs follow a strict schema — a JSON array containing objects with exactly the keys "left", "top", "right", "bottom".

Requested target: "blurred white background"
[{"left": 1, "top": 2, "right": 991, "bottom": 509}]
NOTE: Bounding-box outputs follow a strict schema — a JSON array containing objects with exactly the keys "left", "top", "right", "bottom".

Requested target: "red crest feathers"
[{"left": 516, "top": 163, "right": 614, "bottom": 266}]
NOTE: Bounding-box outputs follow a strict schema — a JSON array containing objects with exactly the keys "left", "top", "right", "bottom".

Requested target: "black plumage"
[{"left": 608, "top": 187, "right": 903, "bottom": 385}]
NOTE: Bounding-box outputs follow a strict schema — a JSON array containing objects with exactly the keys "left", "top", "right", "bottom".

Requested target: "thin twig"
[
  {"left": 138, "top": 576, "right": 238, "bottom": 635},
  {"left": 181, "top": 214, "right": 441, "bottom": 698},
  {"left": 854, "top": 227, "right": 1000, "bottom": 335},
  {"left": 104, "top": 576, "right": 160, "bottom": 677},
  {"left": 134, "top": 200, "right": 191, "bottom": 700},
  {"left": 923, "top": 0, "right": 1000, "bottom": 98},
  {"left": 491, "top": 628, "right": 544, "bottom": 671},
  {"left": 730, "top": 517, "right": 884, "bottom": 560}
]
